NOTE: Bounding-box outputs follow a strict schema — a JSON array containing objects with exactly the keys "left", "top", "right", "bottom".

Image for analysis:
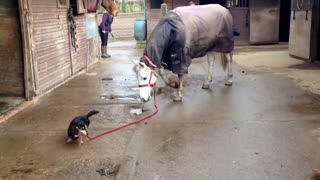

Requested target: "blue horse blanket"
[{"left": 142, "top": 4, "right": 235, "bottom": 74}]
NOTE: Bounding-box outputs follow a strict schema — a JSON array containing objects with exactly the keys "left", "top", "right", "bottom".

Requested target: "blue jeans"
[{"left": 99, "top": 29, "right": 109, "bottom": 46}]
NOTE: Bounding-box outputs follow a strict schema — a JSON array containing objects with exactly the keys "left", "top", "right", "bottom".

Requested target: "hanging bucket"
[{"left": 134, "top": 18, "right": 146, "bottom": 41}]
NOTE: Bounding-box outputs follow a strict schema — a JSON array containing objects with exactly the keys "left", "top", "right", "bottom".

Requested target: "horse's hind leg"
[
  {"left": 202, "top": 52, "right": 214, "bottom": 89},
  {"left": 225, "top": 52, "right": 233, "bottom": 86},
  {"left": 173, "top": 74, "right": 184, "bottom": 102}
]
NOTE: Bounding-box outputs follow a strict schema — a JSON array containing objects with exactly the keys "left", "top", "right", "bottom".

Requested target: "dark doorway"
[
  {"left": 199, "top": 0, "right": 226, "bottom": 6},
  {"left": 317, "top": 1, "right": 320, "bottom": 61},
  {"left": 0, "top": 0, "right": 25, "bottom": 97},
  {"left": 318, "top": 20, "right": 320, "bottom": 61},
  {"left": 279, "top": 0, "right": 291, "bottom": 42},
  {"left": 311, "top": 0, "right": 320, "bottom": 62},
  {"left": 0, "top": 0, "right": 25, "bottom": 114},
  {"left": 150, "top": 0, "right": 164, "bottom": 9}
]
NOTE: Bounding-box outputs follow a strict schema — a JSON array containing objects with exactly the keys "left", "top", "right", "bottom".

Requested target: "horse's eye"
[{"left": 143, "top": 77, "right": 147, "bottom": 81}]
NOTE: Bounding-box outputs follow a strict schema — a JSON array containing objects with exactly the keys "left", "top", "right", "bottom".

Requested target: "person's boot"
[{"left": 101, "top": 46, "right": 111, "bottom": 58}]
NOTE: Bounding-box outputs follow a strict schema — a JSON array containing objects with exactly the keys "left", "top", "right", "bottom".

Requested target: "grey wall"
[{"left": 249, "top": 7, "right": 280, "bottom": 44}]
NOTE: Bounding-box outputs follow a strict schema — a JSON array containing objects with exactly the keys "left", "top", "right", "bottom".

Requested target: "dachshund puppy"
[{"left": 66, "top": 110, "right": 99, "bottom": 144}]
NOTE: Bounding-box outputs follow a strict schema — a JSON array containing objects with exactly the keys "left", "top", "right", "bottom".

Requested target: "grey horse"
[{"left": 133, "top": 4, "right": 235, "bottom": 102}]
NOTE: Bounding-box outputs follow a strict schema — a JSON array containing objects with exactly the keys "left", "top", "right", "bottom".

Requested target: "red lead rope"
[{"left": 82, "top": 83, "right": 158, "bottom": 141}]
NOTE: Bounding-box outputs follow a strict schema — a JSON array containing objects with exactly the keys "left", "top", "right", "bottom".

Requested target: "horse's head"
[
  {"left": 101, "top": 0, "right": 119, "bottom": 16},
  {"left": 132, "top": 59, "right": 158, "bottom": 103}
]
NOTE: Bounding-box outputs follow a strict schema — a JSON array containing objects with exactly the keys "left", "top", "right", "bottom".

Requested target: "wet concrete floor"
[
  {"left": 116, "top": 46, "right": 320, "bottom": 179},
  {"left": 0, "top": 97, "right": 24, "bottom": 115},
  {"left": 0, "top": 41, "right": 320, "bottom": 180},
  {"left": 0, "top": 44, "right": 143, "bottom": 180}
]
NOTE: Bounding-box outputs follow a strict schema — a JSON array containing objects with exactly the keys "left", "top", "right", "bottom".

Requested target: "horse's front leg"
[
  {"left": 173, "top": 74, "right": 184, "bottom": 102},
  {"left": 225, "top": 52, "right": 233, "bottom": 86},
  {"left": 158, "top": 68, "right": 179, "bottom": 88},
  {"left": 202, "top": 52, "right": 214, "bottom": 89},
  {"left": 158, "top": 67, "right": 170, "bottom": 85}
]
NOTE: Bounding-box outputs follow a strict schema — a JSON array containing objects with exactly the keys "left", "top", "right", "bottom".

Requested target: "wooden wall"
[
  {"left": 71, "top": 15, "right": 88, "bottom": 73},
  {"left": 0, "top": 0, "right": 97, "bottom": 99},
  {"left": 0, "top": 0, "right": 24, "bottom": 96},
  {"left": 28, "top": 0, "right": 89, "bottom": 95},
  {"left": 31, "top": 0, "right": 72, "bottom": 93}
]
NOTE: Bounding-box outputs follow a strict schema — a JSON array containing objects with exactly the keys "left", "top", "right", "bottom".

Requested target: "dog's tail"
[{"left": 86, "top": 110, "right": 99, "bottom": 118}]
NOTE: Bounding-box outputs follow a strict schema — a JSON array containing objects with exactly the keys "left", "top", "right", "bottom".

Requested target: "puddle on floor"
[
  {"left": 86, "top": 72, "right": 97, "bottom": 76},
  {"left": 0, "top": 97, "right": 24, "bottom": 115},
  {"left": 100, "top": 95, "right": 140, "bottom": 104},
  {"left": 130, "top": 108, "right": 143, "bottom": 115}
]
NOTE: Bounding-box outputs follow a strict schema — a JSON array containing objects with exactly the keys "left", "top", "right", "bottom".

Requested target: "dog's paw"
[{"left": 66, "top": 137, "right": 73, "bottom": 144}]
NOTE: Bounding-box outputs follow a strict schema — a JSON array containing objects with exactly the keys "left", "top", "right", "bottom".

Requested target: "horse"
[
  {"left": 86, "top": 0, "right": 119, "bottom": 16},
  {"left": 133, "top": 4, "right": 235, "bottom": 102}
]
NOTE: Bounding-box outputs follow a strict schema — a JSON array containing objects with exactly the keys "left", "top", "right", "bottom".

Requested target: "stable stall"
[
  {"left": 0, "top": 0, "right": 103, "bottom": 102},
  {"left": 144, "top": 0, "right": 291, "bottom": 45},
  {"left": 0, "top": 0, "right": 24, "bottom": 97}
]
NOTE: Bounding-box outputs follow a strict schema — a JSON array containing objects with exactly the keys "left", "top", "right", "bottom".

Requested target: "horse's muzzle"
[{"left": 140, "top": 96, "right": 150, "bottom": 103}]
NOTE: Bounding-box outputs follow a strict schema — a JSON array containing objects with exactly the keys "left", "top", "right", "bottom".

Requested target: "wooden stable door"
[{"left": 249, "top": 0, "right": 280, "bottom": 44}]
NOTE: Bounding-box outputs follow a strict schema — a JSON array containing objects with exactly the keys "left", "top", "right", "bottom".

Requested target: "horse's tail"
[{"left": 220, "top": 53, "right": 227, "bottom": 71}]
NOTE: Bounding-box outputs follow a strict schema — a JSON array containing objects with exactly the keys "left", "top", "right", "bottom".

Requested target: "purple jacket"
[{"left": 99, "top": 13, "right": 113, "bottom": 32}]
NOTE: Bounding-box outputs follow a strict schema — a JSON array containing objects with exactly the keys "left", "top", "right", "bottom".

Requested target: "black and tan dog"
[{"left": 66, "top": 110, "right": 99, "bottom": 144}]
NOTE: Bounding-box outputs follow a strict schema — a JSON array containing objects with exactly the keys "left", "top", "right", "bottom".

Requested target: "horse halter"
[{"left": 138, "top": 55, "right": 158, "bottom": 88}]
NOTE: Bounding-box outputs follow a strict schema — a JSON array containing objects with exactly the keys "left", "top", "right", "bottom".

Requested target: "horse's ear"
[
  {"left": 132, "top": 64, "right": 138, "bottom": 73},
  {"left": 132, "top": 59, "right": 139, "bottom": 73},
  {"left": 131, "top": 58, "right": 139, "bottom": 65},
  {"left": 138, "top": 62, "right": 146, "bottom": 68}
]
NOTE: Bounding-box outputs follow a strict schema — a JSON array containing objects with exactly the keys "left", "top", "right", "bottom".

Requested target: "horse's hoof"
[
  {"left": 173, "top": 96, "right": 182, "bottom": 102},
  {"left": 225, "top": 81, "right": 233, "bottom": 86},
  {"left": 202, "top": 84, "right": 210, "bottom": 89}
]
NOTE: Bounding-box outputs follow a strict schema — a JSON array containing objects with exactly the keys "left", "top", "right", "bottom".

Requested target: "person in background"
[{"left": 99, "top": 12, "right": 113, "bottom": 58}]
